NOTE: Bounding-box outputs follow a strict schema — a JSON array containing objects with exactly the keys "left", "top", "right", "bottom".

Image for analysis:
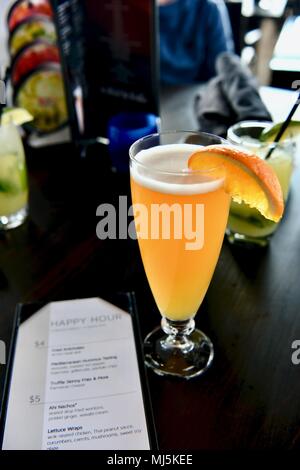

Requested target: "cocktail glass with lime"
[
  {"left": 0, "top": 120, "right": 28, "bottom": 229},
  {"left": 226, "top": 121, "right": 295, "bottom": 246}
]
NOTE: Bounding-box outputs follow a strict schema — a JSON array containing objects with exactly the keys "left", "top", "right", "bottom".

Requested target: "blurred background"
[
  {"left": 0, "top": 0, "right": 299, "bottom": 151},
  {"left": 156, "top": 0, "right": 300, "bottom": 88},
  {"left": 1, "top": 0, "right": 300, "bottom": 103},
  {"left": 226, "top": 0, "right": 300, "bottom": 87}
]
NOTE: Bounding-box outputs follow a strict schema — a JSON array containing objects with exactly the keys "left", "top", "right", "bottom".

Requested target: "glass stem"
[{"left": 161, "top": 317, "right": 195, "bottom": 348}]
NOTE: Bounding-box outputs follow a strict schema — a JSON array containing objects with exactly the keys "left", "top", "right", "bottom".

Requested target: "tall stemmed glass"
[
  {"left": 0, "top": 122, "right": 28, "bottom": 229},
  {"left": 130, "top": 131, "right": 230, "bottom": 379}
]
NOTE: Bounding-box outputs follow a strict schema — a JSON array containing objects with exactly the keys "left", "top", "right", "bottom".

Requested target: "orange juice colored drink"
[{"left": 130, "top": 144, "right": 230, "bottom": 322}]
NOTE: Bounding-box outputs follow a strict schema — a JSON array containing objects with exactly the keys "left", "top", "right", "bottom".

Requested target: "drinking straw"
[{"left": 266, "top": 90, "right": 300, "bottom": 159}]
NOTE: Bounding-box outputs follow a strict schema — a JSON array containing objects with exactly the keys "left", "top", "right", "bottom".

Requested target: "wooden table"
[{"left": 1, "top": 87, "right": 300, "bottom": 451}]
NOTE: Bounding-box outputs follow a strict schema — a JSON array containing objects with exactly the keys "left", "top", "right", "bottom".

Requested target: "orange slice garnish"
[{"left": 188, "top": 145, "right": 284, "bottom": 222}]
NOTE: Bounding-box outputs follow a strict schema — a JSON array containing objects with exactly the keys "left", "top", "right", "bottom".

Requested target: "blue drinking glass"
[{"left": 107, "top": 111, "right": 159, "bottom": 172}]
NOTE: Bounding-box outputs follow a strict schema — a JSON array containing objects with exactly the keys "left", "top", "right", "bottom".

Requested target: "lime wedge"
[
  {"left": 1, "top": 108, "right": 34, "bottom": 126},
  {"left": 260, "top": 120, "right": 300, "bottom": 142},
  {"left": 0, "top": 179, "right": 19, "bottom": 193}
]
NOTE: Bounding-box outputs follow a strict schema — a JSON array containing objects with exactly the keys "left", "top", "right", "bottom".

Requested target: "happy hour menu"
[{"left": 2, "top": 298, "right": 150, "bottom": 450}]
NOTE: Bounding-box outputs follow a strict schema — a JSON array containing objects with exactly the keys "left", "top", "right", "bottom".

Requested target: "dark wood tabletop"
[{"left": 1, "top": 88, "right": 300, "bottom": 451}]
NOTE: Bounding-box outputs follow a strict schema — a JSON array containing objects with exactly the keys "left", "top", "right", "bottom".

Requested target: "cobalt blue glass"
[{"left": 107, "top": 112, "right": 159, "bottom": 172}]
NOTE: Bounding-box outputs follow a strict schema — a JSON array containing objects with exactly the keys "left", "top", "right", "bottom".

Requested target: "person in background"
[{"left": 158, "top": 0, "right": 234, "bottom": 85}]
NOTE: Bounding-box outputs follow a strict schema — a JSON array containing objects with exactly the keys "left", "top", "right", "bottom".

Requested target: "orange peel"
[{"left": 188, "top": 145, "right": 284, "bottom": 222}]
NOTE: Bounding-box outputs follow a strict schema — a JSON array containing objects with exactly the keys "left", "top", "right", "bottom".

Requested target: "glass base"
[
  {"left": 226, "top": 228, "right": 271, "bottom": 247},
  {"left": 0, "top": 206, "right": 28, "bottom": 230},
  {"left": 144, "top": 318, "right": 214, "bottom": 380}
]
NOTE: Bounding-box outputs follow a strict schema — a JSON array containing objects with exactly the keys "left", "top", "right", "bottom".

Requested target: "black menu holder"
[
  {"left": 0, "top": 292, "right": 158, "bottom": 450},
  {"left": 51, "top": 0, "right": 159, "bottom": 146}
]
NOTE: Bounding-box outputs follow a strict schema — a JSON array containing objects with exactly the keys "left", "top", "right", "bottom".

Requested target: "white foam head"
[{"left": 130, "top": 144, "right": 224, "bottom": 195}]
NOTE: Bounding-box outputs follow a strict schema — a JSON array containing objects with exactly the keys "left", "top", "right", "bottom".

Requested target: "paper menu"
[{"left": 2, "top": 298, "right": 151, "bottom": 450}]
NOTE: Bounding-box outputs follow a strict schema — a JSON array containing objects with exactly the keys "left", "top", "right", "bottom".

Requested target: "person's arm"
[
  {"left": 211, "top": 0, "right": 235, "bottom": 53},
  {"left": 202, "top": 0, "right": 232, "bottom": 80}
]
